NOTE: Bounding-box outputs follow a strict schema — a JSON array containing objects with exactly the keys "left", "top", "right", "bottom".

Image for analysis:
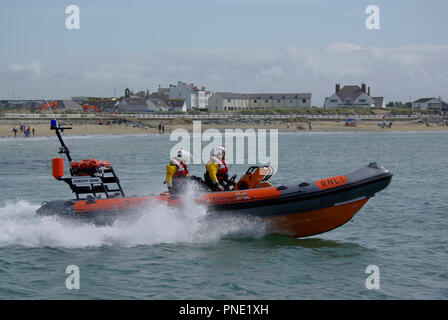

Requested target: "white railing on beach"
[{"left": 0, "top": 112, "right": 420, "bottom": 121}]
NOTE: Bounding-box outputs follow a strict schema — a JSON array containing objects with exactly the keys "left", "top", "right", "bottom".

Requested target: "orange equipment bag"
[{"left": 71, "top": 159, "right": 111, "bottom": 170}]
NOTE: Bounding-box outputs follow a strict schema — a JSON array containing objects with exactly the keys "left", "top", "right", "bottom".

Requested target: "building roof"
[
  {"left": 335, "top": 85, "right": 364, "bottom": 101},
  {"left": 213, "top": 92, "right": 312, "bottom": 100},
  {"left": 213, "top": 92, "right": 250, "bottom": 99},
  {"left": 90, "top": 101, "right": 117, "bottom": 111},
  {"left": 175, "top": 82, "right": 197, "bottom": 92},
  {"left": 133, "top": 91, "right": 146, "bottom": 98},
  {"left": 412, "top": 97, "right": 443, "bottom": 103},
  {"left": 250, "top": 93, "right": 311, "bottom": 100},
  {"left": 61, "top": 99, "right": 83, "bottom": 110},
  {"left": 147, "top": 97, "right": 168, "bottom": 108},
  {"left": 122, "top": 97, "right": 146, "bottom": 105},
  {"left": 177, "top": 81, "right": 208, "bottom": 93},
  {"left": 148, "top": 93, "right": 169, "bottom": 104},
  {"left": 168, "top": 99, "right": 186, "bottom": 109},
  {"left": 333, "top": 85, "right": 384, "bottom": 107},
  {"left": 71, "top": 97, "right": 117, "bottom": 102}
]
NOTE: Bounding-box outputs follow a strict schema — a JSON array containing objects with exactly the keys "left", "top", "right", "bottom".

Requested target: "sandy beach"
[{"left": 1, "top": 118, "right": 448, "bottom": 138}]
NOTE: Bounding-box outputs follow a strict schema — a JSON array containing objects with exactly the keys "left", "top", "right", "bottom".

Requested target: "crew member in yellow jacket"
[
  {"left": 165, "top": 149, "right": 190, "bottom": 192},
  {"left": 205, "top": 147, "right": 228, "bottom": 191}
]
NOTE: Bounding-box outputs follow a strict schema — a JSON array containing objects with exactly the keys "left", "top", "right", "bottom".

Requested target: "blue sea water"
[{"left": 0, "top": 131, "right": 447, "bottom": 299}]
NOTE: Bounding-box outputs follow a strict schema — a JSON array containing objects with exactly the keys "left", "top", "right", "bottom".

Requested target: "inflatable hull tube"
[{"left": 36, "top": 163, "right": 392, "bottom": 238}]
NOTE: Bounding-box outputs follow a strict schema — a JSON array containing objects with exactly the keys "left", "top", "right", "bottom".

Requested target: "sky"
[{"left": 0, "top": 0, "right": 447, "bottom": 106}]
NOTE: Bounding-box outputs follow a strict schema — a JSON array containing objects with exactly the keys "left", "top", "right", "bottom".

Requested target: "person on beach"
[
  {"left": 205, "top": 147, "right": 229, "bottom": 191},
  {"left": 13, "top": 125, "right": 18, "bottom": 137},
  {"left": 165, "top": 149, "right": 190, "bottom": 193},
  {"left": 32, "top": 128, "right": 35, "bottom": 136}
]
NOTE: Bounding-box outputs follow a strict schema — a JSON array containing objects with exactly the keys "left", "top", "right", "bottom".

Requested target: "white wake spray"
[{"left": 0, "top": 185, "right": 267, "bottom": 248}]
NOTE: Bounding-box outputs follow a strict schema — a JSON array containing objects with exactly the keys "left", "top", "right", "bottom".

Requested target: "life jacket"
[
  {"left": 210, "top": 156, "right": 228, "bottom": 181},
  {"left": 170, "top": 158, "right": 189, "bottom": 177}
]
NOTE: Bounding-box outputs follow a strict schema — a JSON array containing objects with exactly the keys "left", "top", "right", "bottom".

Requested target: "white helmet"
[
  {"left": 176, "top": 149, "right": 190, "bottom": 164},
  {"left": 213, "top": 147, "right": 226, "bottom": 161}
]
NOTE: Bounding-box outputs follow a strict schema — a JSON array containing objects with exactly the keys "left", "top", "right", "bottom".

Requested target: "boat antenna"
[{"left": 44, "top": 99, "right": 73, "bottom": 163}]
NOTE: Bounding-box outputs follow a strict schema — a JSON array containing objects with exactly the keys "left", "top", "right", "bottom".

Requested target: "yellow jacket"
[
  {"left": 165, "top": 164, "right": 177, "bottom": 188},
  {"left": 165, "top": 160, "right": 189, "bottom": 188},
  {"left": 205, "top": 162, "right": 220, "bottom": 185}
]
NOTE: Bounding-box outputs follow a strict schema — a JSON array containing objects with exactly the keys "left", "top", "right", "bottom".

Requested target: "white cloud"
[
  {"left": 1, "top": 43, "right": 447, "bottom": 105},
  {"left": 2, "top": 61, "right": 42, "bottom": 78},
  {"left": 10, "top": 62, "right": 37, "bottom": 73},
  {"left": 325, "top": 42, "right": 364, "bottom": 53}
]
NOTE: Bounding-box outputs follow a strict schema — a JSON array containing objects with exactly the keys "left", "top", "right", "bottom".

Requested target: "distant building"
[
  {"left": 412, "top": 98, "right": 448, "bottom": 112},
  {"left": 324, "top": 83, "right": 385, "bottom": 108},
  {"left": 208, "top": 92, "right": 312, "bottom": 112},
  {"left": 0, "top": 100, "right": 44, "bottom": 110},
  {"left": 146, "top": 96, "right": 169, "bottom": 112},
  {"left": 148, "top": 92, "right": 169, "bottom": 104},
  {"left": 157, "top": 86, "right": 171, "bottom": 96},
  {"left": 118, "top": 97, "right": 150, "bottom": 112},
  {"left": 71, "top": 97, "right": 117, "bottom": 103},
  {"left": 167, "top": 99, "right": 187, "bottom": 112},
  {"left": 115, "top": 88, "right": 150, "bottom": 112},
  {"left": 0, "top": 99, "right": 84, "bottom": 111},
  {"left": 71, "top": 97, "right": 118, "bottom": 112},
  {"left": 159, "top": 81, "right": 211, "bottom": 110},
  {"left": 134, "top": 91, "right": 147, "bottom": 98},
  {"left": 116, "top": 88, "right": 189, "bottom": 112},
  {"left": 59, "top": 100, "right": 83, "bottom": 111},
  {"left": 102, "top": 101, "right": 120, "bottom": 113}
]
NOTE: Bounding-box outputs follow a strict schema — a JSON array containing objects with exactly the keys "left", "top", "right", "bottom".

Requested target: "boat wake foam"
[{"left": 0, "top": 189, "right": 267, "bottom": 248}]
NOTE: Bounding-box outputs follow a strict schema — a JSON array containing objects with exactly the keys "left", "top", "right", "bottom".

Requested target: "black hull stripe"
[{"left": 210, "top": 174, "right": 392, "bottom": 212}]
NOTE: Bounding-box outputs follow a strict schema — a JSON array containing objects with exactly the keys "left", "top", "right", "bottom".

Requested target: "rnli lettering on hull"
[
  {"left": 210, "top": 191, "right": 250, "bottom": 202},
  {"left": 236, "top": 192, "right": 250, "bottom": 201},
  {"left": 316, "top": 175, "right": 347, "bottom": 190}
]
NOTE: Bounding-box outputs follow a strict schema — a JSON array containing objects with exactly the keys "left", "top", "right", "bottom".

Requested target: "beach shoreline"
[{"left": 1, "top": 118, "right": 448, "bottom": 138}]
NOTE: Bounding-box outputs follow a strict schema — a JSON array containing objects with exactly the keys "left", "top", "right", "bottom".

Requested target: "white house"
[
  {"left": 162, "top": 81, "right": 211, "bottom": 110},
  {"left": 208, "top": 92, "right": 312, "bottom": 112},
  {"left": 324, "top": 83, "right": 384, "bottom": 108},
  {"left": 146, "top": 97, "right": 168, "bottom": 111},
  {"left": 167, "top": 99, "right": 187, "bottom": 112},
  {"left": 412, "top": 98, "right": 448, "bottom": 112}
]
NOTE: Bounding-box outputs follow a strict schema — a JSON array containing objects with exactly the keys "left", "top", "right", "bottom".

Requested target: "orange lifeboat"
[{"left": 36, "top": 120, "right": 392, "bottom": 238}]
